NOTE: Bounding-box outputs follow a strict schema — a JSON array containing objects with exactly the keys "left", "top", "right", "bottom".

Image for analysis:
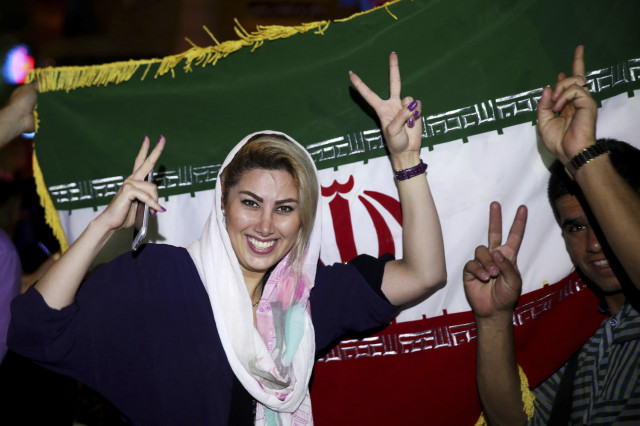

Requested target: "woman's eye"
[
  {"left": 276, "top": 205, "right": 294, "bottom": 214},
  {"left": 241, "top": 199, "right": 259, "bottom": 208}
]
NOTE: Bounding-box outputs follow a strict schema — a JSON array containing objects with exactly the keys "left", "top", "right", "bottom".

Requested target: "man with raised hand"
[{"left": 465, "top": 46, "right": 640, "bottom": 425}]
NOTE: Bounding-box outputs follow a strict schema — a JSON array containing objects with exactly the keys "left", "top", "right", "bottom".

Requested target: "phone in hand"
[{"left": 132, "top": 170, "right": 154, "bottom": 251}]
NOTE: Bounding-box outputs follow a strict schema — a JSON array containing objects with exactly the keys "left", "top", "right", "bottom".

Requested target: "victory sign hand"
[
  {"left": 464, "top": 202, "right": 528, "bottom": 321},
  {"left": 349, "top": 52, "right": 423, "bottom": 167},
  {"left": 99, "top": 136, "right": 166, "bottom": 232}
]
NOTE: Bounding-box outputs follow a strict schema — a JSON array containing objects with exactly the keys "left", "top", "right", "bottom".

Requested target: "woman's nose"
[{"left": 255, "top": 210, "right": 274, "bottom": 236}]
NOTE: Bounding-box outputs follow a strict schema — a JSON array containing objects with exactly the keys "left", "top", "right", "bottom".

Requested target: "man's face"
[{"left": 555, "top": 194, "right": 622, "bottom": 293}]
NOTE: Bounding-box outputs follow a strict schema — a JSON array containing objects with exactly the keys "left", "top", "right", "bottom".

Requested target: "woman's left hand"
[
  {"left": 350, "top": 53, "right": 446, "bottom": 306},
  {"left": 350, "top": 52, "right": 423, "bottom": 166}
]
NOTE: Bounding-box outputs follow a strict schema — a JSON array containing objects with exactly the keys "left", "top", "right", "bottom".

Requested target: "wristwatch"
[{"left": 564, "top": 142, "right": 609, "bottom": 180}]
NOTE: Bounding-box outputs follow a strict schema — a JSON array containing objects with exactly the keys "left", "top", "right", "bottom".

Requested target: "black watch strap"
[{"left": 564, "top": 142, "right": 610, "bottom": 180}]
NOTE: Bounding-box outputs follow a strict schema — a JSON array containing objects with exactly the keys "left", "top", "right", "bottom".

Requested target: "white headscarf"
[{"left": 187, "top": 131, "right": 320, "bottom": 425}]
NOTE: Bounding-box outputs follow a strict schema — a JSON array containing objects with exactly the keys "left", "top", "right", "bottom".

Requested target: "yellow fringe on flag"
[
  {"left": 33, "top": 107, "right": 39, "bottom": 133},
  {"left": 335, "top": 0, "right": 402, "bottom": 22},
  {"left": 474, "top": 365, "right": 536, "bottom": 425},
  {"left": 519, "top": 365, "right": 536, "bottom": 419},
  {"left": 32, "top": 150, "right": 69, "bottom": 252},
  {"left": 25, "top": 0, "right": 404, "bottom": 93}
]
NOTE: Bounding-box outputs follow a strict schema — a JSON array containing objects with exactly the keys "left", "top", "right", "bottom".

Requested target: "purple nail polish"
[
  {"left": 414, "top": 110, "right": 420, "bottom": 119},
  {"left": 408, "top": 118, "right": 415, "bottom": 128},
  {"left": 161, "top": 206, "right": 166, "bottom": 212},
  {"left": 158, "top": 135, "right": 164, "bottom": 143},
  {"left": 152, "top": 210, "right": 157, "bottom": 217},
  {"left": 408, "top": 100, "right": 418, "bottom": 111}
]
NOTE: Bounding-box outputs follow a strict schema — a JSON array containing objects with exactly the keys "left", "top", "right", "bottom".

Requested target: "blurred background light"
[{"left": 2, "top": 44, "right": 34, "bottom": 84}]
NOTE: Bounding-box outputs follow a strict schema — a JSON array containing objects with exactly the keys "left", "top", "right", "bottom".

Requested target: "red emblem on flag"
[{"left": 321, "top": 175, "right": 402, "bottom": 262}]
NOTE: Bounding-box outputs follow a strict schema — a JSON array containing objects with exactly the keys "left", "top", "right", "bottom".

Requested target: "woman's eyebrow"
[
  {"left": 238, "top": 190, "right": 262, "bottom": 202},
  {"left": 275, "top": 198, "right": 298, "bottom": 205},
  {"left": 238, "top": 191, "right": 298, "bottom": 205}
]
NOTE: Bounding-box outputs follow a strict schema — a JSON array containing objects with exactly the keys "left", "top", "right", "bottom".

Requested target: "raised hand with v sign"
[{"left": 464, "top": 202, "right": 528, "bottom": 323}]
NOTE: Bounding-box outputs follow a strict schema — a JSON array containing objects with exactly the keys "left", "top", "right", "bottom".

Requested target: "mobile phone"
[{"left": 132, "top": 170, "right": 153, "bottom": 251}]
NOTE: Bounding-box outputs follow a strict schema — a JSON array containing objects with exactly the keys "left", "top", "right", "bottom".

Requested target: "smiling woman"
[
  {"left": 187, "top": 131, "right": 329, "bottom": 422},
  {"left": 224, "top": 167, "right": 301, "bottom": 296},
  {"left": 222, "top": 135, "right": 318, "bottom": 260},
  {"left": 220, "top": 134, "right": 318, "bottom": 286},
  {"left": 8, "top": 53, "right": 447, "bottom": 425}
]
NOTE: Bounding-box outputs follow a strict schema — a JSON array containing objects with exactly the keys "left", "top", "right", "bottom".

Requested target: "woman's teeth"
[{"left": 248, "top": 236, "right": 275, "bottom": 250}]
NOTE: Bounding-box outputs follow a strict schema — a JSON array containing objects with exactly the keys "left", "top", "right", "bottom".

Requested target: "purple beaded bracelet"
[{"left": 394, "top": 159, "right": 428, "bottom": 181}]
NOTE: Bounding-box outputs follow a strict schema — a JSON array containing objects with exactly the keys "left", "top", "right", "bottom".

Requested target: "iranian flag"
[{"left": 29, "top": 0, "right": 640, "bottom": 424}]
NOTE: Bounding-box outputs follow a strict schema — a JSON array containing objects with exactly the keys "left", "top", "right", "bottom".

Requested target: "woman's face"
[{"left": 224, "top": 168, "right": 301, "bottom": 285}]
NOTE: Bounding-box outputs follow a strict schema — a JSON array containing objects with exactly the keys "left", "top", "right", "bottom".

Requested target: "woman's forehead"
[{"left": 233, "top": 168, "right": 298, "bottom": 197}]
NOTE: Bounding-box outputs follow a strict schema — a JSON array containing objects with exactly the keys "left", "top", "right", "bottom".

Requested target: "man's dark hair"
[{"left": 547, "top": 139, "right": 640, "bottom": 220}]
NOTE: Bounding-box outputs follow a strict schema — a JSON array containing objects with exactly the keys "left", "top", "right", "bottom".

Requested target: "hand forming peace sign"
[
  {"left": 463, "top": 202, "right": 528, "bottom": 321},
  {"left": 99, "top": 136, "right": 166, "bottom": 232},
  {"left": 349, "top": 52, "right": 423, "bottom": 169}
]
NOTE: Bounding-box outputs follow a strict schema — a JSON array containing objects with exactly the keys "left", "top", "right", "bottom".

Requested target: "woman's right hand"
[
  {"left": 97, "top": 135, "right": 166, "bottom": 232},
  {"left": 34, "top": 135, "right": 166, "bottom": 309}
]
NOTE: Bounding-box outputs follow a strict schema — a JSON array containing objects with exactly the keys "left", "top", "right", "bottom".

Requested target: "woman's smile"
[{"left": 246, "top": 235, "right": 278, "bottom": 253}]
